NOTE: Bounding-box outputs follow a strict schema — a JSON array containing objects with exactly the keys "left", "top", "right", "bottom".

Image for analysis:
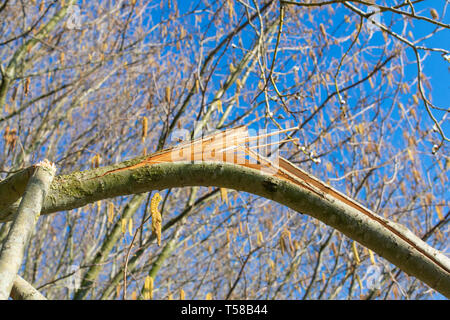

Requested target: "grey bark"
[
  {"left": 0, "top": 160, "right": 56, "bottom": 299},
  {"left": 10, "top": 275, "right": 47, "bottom": 300},
  {"left": 0, "top": 157, "right": 448, "bottom": 297}
]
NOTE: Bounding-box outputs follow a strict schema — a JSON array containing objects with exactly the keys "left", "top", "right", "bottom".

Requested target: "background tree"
[{"left": 0, "top": 0, "right": 448, "bottom": 299}]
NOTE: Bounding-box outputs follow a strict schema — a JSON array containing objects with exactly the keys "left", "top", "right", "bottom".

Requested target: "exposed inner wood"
[{"left": 87, "top": 126, "right": 450, "bottom": 275}]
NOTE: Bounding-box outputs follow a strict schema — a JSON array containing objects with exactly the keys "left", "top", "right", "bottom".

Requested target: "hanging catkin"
[{"left": 151, "top": 193, "right": 163, "bottom": 246}]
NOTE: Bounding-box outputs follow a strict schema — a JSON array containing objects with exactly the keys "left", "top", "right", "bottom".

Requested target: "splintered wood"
[
  {"left": 89, "top": 125, "right": 450, "bottom": 275},
  {"left": 141, "top": 126, "right": 450, "bottom": 275}
]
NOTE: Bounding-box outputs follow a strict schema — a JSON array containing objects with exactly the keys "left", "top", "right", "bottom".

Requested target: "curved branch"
[{"left": 0, "top": 155, "right": 449, "bottom": 297}]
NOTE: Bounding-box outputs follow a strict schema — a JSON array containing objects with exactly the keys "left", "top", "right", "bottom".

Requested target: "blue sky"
[{"left": 5, "top": 0, "right": 447, "bottom": 299}]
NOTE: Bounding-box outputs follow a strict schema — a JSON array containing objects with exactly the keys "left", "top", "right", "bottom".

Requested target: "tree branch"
[
  {"left": 10, "top": 275, "right": 47, "bottom": 300},
  {"left": 0, "top": 160, "right": 56, "bottom": 299},
  {"left": 0, "top": 154, "right": 448, "bottom": 297}
]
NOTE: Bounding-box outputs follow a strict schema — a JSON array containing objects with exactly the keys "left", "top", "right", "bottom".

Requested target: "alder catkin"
[
  {"left": 257, "top": 231, "right": 263, "bottom": 246},
  {"left": 142, "top": 117, "right": 148, "bottom": 142},
  {"left": 195, "top": 79, "right": 200, "bottom": 93},
  {"left": 107, "top": 202, "right": 115, "bottom": 224},
  {"left": 165, "top": 86, "right": 171, "bottom": 104},
  {"left": 430, "top": 9, "right": 439, "bottom": 20},
  {"left": 92, "top": 154, "right": 101, "bottom": 168},
  {"left": 151, "top": 193, "right": 163, "bottom": 246},
  {"left": 128, "top": 218, "right": 133, "bottom": 236},
  {"left": 220, "top": 188, "right": 228, "bottom": 204},
  {"left": 144, "top": 276, "right": 154, "bottom": 300},
  {"left": 180, "top": 288, "right": 185, "bottom": 300},
  {"left": 352, "top": 241, "right": 361, "bottom": 264},
  {"left": 24, "top": 78, "right": 30, "bottom": 96}
]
